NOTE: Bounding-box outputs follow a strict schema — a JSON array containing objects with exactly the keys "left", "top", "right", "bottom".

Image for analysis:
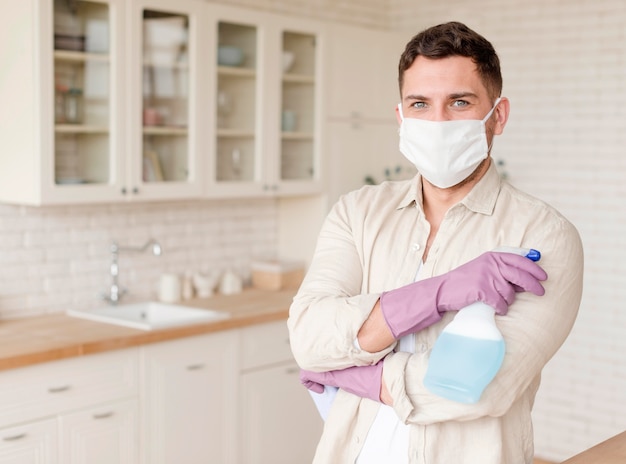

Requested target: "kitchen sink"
[{"left": 67, "top": 301, "right": 230, "bottom": 331}]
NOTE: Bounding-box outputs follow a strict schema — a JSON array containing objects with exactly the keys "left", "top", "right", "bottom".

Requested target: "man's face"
[{"left": 397, "top": 55, "right": 505, "bottom": 137}]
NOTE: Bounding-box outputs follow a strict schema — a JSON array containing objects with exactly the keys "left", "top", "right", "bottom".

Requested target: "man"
[{"left": 287, "top": 21, "right": 583, "bottom": 463}]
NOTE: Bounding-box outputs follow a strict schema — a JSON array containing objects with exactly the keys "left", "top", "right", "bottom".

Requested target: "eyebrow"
[
  {"left": 449, "top": 92, "right": 479, "bottom": 100},
  {"left": 404, "top": 91, "right": 479, "bottom": 102}
]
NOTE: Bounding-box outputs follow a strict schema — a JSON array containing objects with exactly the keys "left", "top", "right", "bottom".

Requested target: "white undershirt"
[
  {"left": 355, "top": 333, "right": 413, "bottom": 464},
  {"left": 356, "top": 262, "right": 422, "bottom": 463}
]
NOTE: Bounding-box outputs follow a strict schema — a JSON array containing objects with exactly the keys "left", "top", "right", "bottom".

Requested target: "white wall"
[{"left": 389, "top": 0, "right": 626, "bottom": 460}]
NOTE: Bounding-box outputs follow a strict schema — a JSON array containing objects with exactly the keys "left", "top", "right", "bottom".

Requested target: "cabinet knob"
[
  {"left": 93, "top": 411, "right": 114, "bottom": 420},
  {"left": 2, "top": 433, "right": 26, "bottom": 442},
  {"left": 121, "top": 187, "right": 127, "bottom": 195},
  {"left": 285, "top": 367, "right": 299, "bottom": 375},
  {"left": 132, "top": 187, "right": 139, "bottom": 194}
]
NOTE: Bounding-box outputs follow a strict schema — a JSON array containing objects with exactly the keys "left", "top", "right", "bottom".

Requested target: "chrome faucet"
[{"left": 103, "top": 238, "right": 162, "bottom": 305}]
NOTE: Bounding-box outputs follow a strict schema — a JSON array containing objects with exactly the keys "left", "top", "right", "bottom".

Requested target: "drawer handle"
[
  {"left": 187, "top": 363, "right": 205, "bottom": 371},
  {"left": 3, "top": 433, "right": 26, "bottom": 442},
  {"left": 285, "top": 367, "right": 299, "bottom": 375},
  {"left": 93, "top": 411, "right": 114, "bottom": 420},
  {"left": 48, "top": 385, "right": 71, "bottom": 393}
]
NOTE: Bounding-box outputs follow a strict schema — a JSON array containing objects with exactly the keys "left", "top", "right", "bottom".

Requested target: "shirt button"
[
  {"left": 412, "top": 243, "right": 421, "bottom": 252},
  {"left": 418, "top": 343, "right": 428, "bottom": 353}
]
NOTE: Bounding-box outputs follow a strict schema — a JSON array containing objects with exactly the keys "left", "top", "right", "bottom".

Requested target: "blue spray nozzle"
[{"left": 525, "top": 249, "right": 541, "bottom": 262}]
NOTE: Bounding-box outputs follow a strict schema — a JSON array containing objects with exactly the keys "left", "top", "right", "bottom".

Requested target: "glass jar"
[{"left": 64, "top": 87, "right": 83, "bottom": 124}]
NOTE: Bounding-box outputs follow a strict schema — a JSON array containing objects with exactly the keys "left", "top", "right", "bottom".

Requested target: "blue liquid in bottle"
[
  {"left": 423, "top": 247, "right": 541, "bottom": 404},
  {"left": 423, "top": 327, "right": 505, "bottom": 404}
]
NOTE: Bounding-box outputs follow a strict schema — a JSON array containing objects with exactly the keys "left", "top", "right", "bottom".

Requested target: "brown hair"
[{"left": 398, "top": 22, "right": 502, "bottom": 100}]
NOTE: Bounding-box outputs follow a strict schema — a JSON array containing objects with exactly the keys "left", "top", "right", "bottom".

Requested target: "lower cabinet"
[
  {"left": 239, "top": 321, "right": 323, "bottom": 464},
  {"left": 0, "top": 321, "right": 323, "bottom": 464},
  {"left": 0, "top": 349, "right": 139, "bottom": 464},
  {"left": 140, "top": 331, "right": 238, "bottom": 464},
  {"left": 59, "top": 399, "right": 138, "bottom": 464}
]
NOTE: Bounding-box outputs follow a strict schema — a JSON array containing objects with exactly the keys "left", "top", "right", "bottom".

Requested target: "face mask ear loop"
[
  {"left": 397, "top": 103, "right": 405, "bottom": 121},
  {"left": 482, "top": 97, "right": 503, "bottom": 124},
  {"left": 484, "top": 98, "right": 502, "bottom": 154}
]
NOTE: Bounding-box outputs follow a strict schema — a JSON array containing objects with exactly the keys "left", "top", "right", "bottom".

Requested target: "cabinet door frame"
[
  {"left": 238, "top": 321, "right": 323, "bottom": 463},
  {"left": 203, "top": 4, "right": 270, "bottom": 198},
  {"left": 38, "top": 0, "right": 128, "bottom": 204},
  {"left": 0, "top": 418, "right": 58, "bottom": 464},
  {"left": 58, "top": 399, "right": 138, "bottom": 464},
  {"left": 268, "top": 14, "right": 327, "bottom": 197},
  {"left": 140, "top": 331, "right": 238, "bottom": 464},
  {"left": 125, "top": 0, "right": 205, "bottom": 202}
]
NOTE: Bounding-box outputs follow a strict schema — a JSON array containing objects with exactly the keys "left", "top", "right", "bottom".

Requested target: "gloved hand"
[
  {"left": 300, "top": 360, "right": 384, "bottom": 402},
  {"left": 381, "top": 251, "right": 548, "bottom": 339}
]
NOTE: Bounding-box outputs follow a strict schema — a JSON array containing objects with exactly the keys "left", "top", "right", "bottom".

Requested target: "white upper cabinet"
[
  {"left": 206, "top": 6, "right": 325, "bottom": 198},
  {"left": 0, "top": 1, "right": 324, "bottom": 205},
  {"left": 0, "top": 0, "right": 123, "bottom": 205}
]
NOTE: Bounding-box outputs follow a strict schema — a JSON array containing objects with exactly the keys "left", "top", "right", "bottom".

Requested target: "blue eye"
[
  {"left": 452, "top": 100, "right": 469, "bottom": 107},
  {"left": 411, "top": 102, "right": 426, "bottom": 109}
]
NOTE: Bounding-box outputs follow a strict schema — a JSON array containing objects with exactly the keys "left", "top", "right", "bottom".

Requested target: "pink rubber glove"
[
  {"left": 381, "top": 251, "right": 548, "bottom": 339},
  {"left": 300, "top": 361, "right": 384, "bottom": 402}
]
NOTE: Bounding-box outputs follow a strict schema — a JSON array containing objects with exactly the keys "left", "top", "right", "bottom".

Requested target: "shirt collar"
[
  {"left": 396, "top": 174, "right": 423, "bottom": 210},
  {"left": 460, "top": 161, "right": 501, "bottom": 215},
  {"left": 395, "top": 161, "right": 501, "bottom": 215}
]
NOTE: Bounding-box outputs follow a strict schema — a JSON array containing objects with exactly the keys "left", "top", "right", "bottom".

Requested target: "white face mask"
[{"left": 398, "top": 98, "right": 501, "bottom": 189}]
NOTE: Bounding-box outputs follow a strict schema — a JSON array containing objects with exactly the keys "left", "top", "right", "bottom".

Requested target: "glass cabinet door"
[
  {"left": 53, "top": 0, "right": 112, "bottom": 187},
  {"left": 141, "top": 9, "right": 190, "bottom": 185},
  {"left": 280, "top": 31, "right": 317, "bottom": 182},
  {"left": 215, "top": 21, "right": 258, "bottom": 184}
]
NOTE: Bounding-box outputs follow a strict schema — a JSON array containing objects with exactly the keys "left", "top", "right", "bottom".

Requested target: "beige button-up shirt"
[{"left": 288, "top": 163, "right": 584, "bottom": 464}]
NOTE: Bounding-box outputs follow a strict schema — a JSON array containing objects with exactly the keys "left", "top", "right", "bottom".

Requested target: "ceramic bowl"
[{"left": 218, "top": 45, "right": 244, "bottom": 67}]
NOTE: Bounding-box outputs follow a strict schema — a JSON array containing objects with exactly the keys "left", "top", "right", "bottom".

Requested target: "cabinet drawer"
[
  {"left": 0, "top": 349, "right": 139, "bottom": 428},
  {"left": 0, "top": 418, "right": 58, "bottom": 462},
  {"left": 240, "top": 321, "right": 293, "bottom": 370}
]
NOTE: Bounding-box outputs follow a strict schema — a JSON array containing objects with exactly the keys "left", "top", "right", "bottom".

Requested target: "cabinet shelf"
[
  {"left": 55, "top": 124, "right": 109, "bottom": 134},
  {"left": 281, "top": 131, "right": 313, "bottom": 140},
  {"left": 217, "top": 129, "right": 255, "bottom": 138},
  {"left": 143, "top": 60, "right": 189, "bottom": 70},
  {"left": 217, "top": 66, "right": 256, "bottom": 78},
  {"left": 142, "top": 126, "right": 188, "bottom": 136},
  {"left": 54, "top": 50, "right": 110, "bottom": 63}
]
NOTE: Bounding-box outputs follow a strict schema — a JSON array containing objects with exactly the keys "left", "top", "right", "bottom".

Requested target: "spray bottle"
[{"left": 423, "top": 247, "right": 541, "bottom": 404}]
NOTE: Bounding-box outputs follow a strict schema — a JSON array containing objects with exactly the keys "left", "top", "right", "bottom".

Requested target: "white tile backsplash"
[{"left": 0, "top": 199, "right": 278, "bottom": 318}]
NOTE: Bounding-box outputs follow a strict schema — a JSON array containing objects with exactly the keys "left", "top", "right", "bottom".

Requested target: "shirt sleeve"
[
  {"left": 288, "top": 193, "right": 394, "bottom": 372},
  {"left": 383, "top": 217, "right": 584, "bottom": 425}
]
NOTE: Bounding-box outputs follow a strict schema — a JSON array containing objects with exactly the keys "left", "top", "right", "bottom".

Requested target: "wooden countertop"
[
  {"left": 0, "top": 288, "right": 294, "bottom": 372},
  {"left": 561, "top": 430, "right": 626, "bottom": 463}
]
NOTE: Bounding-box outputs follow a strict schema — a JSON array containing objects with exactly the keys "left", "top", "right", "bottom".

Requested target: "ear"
[
  {"left": 395, "top": 103, "right": 403, "bottom": 125},
  {"left": 493, "top": 97, "right": 510, "bottom": 135}
]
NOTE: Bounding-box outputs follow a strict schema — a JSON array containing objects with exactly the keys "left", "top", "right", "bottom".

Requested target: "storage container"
[{"left": 251, "top": 260, "right": 304, "bottom": 291}]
